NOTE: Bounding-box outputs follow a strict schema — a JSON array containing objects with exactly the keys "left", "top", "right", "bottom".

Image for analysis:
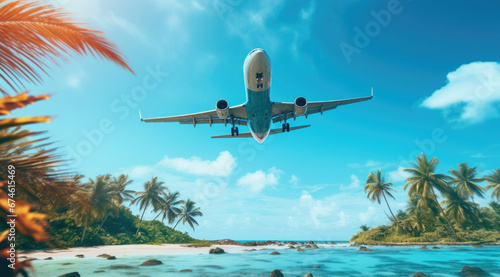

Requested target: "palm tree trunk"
[
  {"left": 136, "top": 208, "right": 147, "bottom": 235},
  {"left": 431, "top": 186, "right": 459, "bottom": 241},
  {"left": 173, "top": 217, "right": 182, "bottom": 230},
  {"left": 153, "top": 212, "right": 161, "bottom": 221},
  {"left": 81, "top": 219, "right": 88, "bottom": 244},
  {"left": 382, "top": 191, "right": 404, "bottom": 233},
  {"left": 97, "top": 212, "right": 110, "bottom": 232}
]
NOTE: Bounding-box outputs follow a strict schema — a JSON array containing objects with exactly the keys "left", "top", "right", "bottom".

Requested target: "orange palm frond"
[
  {"left": 0, "top": 92, "right": 50, "bottom": 115},
  {"left": 0, "top": 188, "right": 48, "bottom": 241},
  {"left": 0, "top": 0, "right": 134, "bottom": 92}
]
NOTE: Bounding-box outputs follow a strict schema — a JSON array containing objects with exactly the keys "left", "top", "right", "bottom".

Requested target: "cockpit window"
[{"left": 249, "top": 48, "right": 265, "bottom": 55}]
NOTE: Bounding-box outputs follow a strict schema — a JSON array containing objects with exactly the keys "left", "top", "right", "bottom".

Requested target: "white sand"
[{"left": 20, "top": 244, "right": 291, "bottom": 259}]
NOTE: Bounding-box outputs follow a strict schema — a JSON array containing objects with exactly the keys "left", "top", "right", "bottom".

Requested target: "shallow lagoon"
[{"left": 31, "top": 244, "right": 500, "bottom": 276}]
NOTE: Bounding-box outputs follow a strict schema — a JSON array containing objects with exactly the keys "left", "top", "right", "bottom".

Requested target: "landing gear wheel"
[
  {"left": 231, "top": 127, "right": 239, "bottom": 136},
  {"left": 282, "top": 123, "right": 290, "bottom": 132}
]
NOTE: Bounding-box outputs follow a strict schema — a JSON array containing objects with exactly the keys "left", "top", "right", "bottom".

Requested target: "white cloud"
[
  {"left": 160, "top": 151, "right": 236, "bottom": 177},
  {"left": 289, "top": 175, "right": 299, "bottom": 185},
  {"left": 348, "top": 160, "right": 381, "bottom": 168},
  {"left": 236, "top": 167, "right": 281, "bottom": 193},
  {"left": 288, "top": 191, "right": 337, "bottom": 229},
  {"left": 359, "top": 206, "right": 377, "bottom": 224},
  {"left": 340, "top": 174, "right": 361, "bottom": 190},
  {"left": 421, "top": 62, "right": 500, "bottom": 125},
  {"left": 388, "top": 166, "right": 411, "bottom": 182}
]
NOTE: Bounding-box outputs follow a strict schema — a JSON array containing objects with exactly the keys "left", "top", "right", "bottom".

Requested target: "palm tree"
[
  {"left": 365, "top": 169, "right": 401, "bottom": 231},
  {"left": 173, "top": 199, "right": 203, "bottom": 231},
  {"left": 448, "top": 162, "right": 485, "bottom": 199},
  {"left": 442, "top": 185, "right": 480, "bottom": 228},
  {"left": 68, "top": 184, "right": 95, "bottom": 244},
  {"left": 84, "top": 175, "right": 121, "bottom": 231},
  {"left": 403, "top": 153, "right": 459, "bottom": 241},
  {"left": 112, "top": 174, "right": 135, "bottom": 204},
  {"left": 360, "top": 224, "right": 370, "bottom": 231},
  {"left": 153, "top": 191, "right": 183, "bottom": 225},
  {"left": 1, "top": 1, "right": 132, "bottom": 275},
  {"left": 131, "top": 177, "right": 168, "bottom": 235},
  {"left": 485, "top": 169, "right": 500, "bottom": 200}
]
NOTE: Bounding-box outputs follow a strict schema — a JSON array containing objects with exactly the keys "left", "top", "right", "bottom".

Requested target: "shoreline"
[
  {"left": 352, "top": 241, "right": 500, "bottom": 246},
  {"left": 20, "top": 243, "right": 293, "bottom": 260},
  {"left": 20, "top": 240, "right": 499, "bottom": 260}
]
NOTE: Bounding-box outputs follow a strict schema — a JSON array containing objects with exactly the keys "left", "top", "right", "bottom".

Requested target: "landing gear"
[
  {"left": 282, "top": 113, "right": 290, "bottom": 133},
  {"left": 282, "top": 123, "right": 290, "bottom": 132},
  {"left": 231, "top": 127, "right": 239, "bottom": 136},
  {"left": 230, "top": 115, "right": 239, "bottom": 136}
]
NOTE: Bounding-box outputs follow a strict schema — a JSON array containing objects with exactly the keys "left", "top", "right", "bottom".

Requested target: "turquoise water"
[{"left": 31, "top": 244, "right": 499, "bottom": 276}]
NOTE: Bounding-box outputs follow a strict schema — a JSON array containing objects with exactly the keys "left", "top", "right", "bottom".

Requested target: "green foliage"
[
  {"left": 188, "top": 240, "right": 215, "bottom": 247},
  {"left": 14, "top": 206, "right": 201, "bottom": 250},
  {"left": 358, "top": 154, "right": 500, "bottom": 243},
  {"left": 351, "top": 225, "right": 500, "bottom": 244},
  {"left": 360, "top": 224, "right": 370, "bottom": 232}
]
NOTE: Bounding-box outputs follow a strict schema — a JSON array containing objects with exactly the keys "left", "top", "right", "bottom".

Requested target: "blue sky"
[{"left": 8, "top": 0, "right": 500, "bottom": 240}]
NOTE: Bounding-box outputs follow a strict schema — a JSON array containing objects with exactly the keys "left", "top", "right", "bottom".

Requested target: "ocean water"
[{"left": 30, "top": 244, "right": 499, "bottom": 277}]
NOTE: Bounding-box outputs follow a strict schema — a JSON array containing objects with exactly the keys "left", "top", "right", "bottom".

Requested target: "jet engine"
[
  {"left": 216, "top": 99, "right": 230, "bottom": 119},
  {"left": 294, "top": 97, "right": 307, "bottom": 116}
]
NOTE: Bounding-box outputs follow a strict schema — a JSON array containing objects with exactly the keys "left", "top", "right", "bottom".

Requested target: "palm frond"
[{"left": 0, "top": 0, "right": 134, "bottom": 92}]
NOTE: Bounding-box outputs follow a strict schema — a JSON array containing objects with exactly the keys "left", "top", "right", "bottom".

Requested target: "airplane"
[{"left": 140, "top": 48, "right": 373, "bottom": 143}]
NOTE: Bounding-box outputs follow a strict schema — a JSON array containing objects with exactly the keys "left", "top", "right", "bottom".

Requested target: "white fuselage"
[{"left": 243, "top": 48, "right": 272, "bottom": 143}]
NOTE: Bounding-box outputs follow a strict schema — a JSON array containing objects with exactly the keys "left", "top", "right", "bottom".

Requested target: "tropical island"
[{"left": 351, "top": 155, "right": 500, "bottom": 245}]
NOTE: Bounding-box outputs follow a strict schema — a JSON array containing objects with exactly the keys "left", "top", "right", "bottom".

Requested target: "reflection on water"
[{"left": 31, "top": 245, "right": 500, "bottom": 277}]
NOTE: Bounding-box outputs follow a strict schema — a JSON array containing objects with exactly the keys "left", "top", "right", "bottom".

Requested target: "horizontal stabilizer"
[{"left": 211, "top": 125, "right": 311, "bottom": 139}]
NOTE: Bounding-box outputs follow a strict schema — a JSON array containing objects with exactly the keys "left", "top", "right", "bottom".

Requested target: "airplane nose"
[
  {"left": 253, "top": 50, "right": 265, "bottom": 61},
  {"left": 254, "top": 132, "right": 266, "bottom": 139}
]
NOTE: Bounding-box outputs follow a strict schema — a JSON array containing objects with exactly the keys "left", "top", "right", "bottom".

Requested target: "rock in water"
[
  {"left": 270, "top": 251, "right": 281, "bottom": 255},
  {"left": 75, "top": 255, "right": 84, "bottom": 258},
  {"left": 421, "top": 246, "right": 428, "bottom": 250},
  {"left": 44, "top": 257, "right": 53, "bottom": 260},
  {"left": 269, "top": 269, "right": 284, "bottom": 277},
  {"left": 209, "top": 247, "right": 225, "bottom": 254},
  {"left": 97, "top": 254, "right": 112, "bottom": 259},
  {"left": 459, "top": 266, "right": 490, "bottom": 276},
  {"left": 472, "top": 244, "right": 483, "bottom": 248},
  {"left": 432, "top": 246, "right": 440, "bottom": 250},
  {"left": 412, "top": 272, "right": 429, "bottom": 277},
  {"left": 359, "top": 246, "right": 372, "bottom": 252},
  {"left": 180, "top": 269, "right": 193, "bottom": 272},
  {"left": 58, "top": 273, "right": 80, "bottom": 277},
  {"left": 141, "top": 259, "right": 163, "bottom": 266},
  {"left": 297, "top": 247, "right": 305, "bottom": 252},
  {"left": 107, "top": 256, "right": 116, "bottom": 260},
  {"left": 304, "top": 274, "right": 313, "bottom": 277}
]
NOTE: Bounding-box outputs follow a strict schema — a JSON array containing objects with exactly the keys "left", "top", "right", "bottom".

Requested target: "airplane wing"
[
  {"left": 271, "top": 88, "right": 373, "bottom": 123},
  {"left": 211, "top": 125, "right": 310, "bottom": 138},
  {"left": 140, "top": 105, "right": 248, "bottom": 126}
]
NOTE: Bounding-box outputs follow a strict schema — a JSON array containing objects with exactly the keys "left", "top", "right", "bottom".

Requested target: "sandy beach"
[{"left": 20, "top": 244, "right": 296, "bottom": 259}]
